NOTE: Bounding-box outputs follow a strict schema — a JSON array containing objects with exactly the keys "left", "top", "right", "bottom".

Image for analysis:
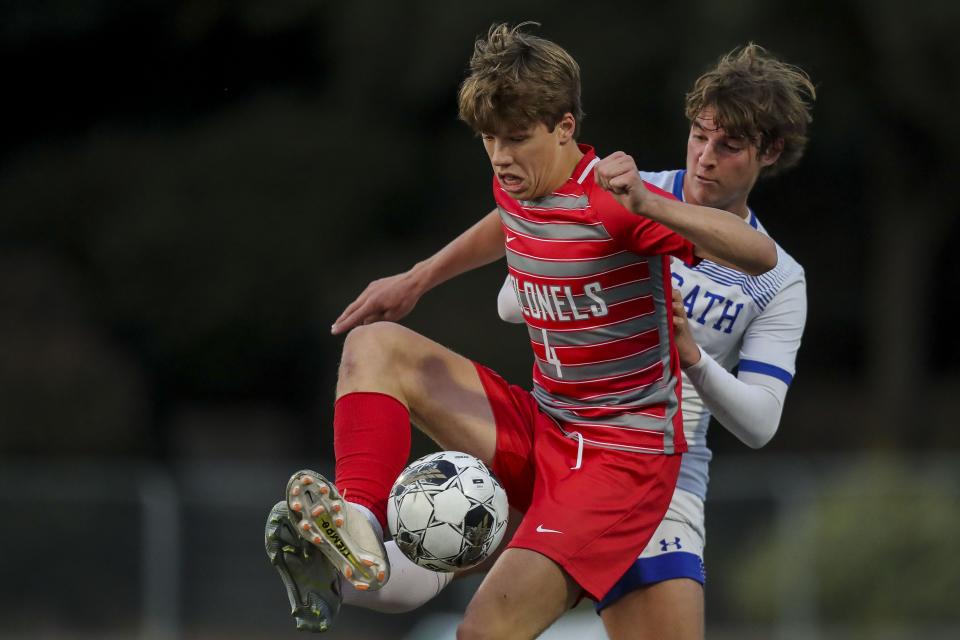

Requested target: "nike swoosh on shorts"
[{"left": 536, "top": 524, "right": 562, "bottom": 534}]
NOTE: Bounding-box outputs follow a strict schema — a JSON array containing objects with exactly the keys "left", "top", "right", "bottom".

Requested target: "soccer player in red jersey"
[
  {"left": 265, "top": 23, "right": 776, "bottom": 637},
  {"left": 316, "top": 40, "right": 814, "bottom": 640}
]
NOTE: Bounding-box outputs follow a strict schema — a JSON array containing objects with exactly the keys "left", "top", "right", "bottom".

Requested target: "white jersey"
[{"left": 640, "top": 169, "right": 806, "bottom": 499}]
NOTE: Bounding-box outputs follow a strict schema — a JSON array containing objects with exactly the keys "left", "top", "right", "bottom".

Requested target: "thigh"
[
  {"left": 459, "top": 548, "right": 579, "bottom": 640},
  {"left": 343, "top": 322, "right": 501, "bottom": 464},
  {"left": 601, "top": 578, "right": 704, "bottom": 640},
  {"left": 343, "top": 324, "right": 542, "bottom": 512}
]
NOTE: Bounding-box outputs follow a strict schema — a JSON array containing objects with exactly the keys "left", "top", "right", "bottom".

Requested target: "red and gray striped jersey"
[{"left": 495, "top": 145, "right": 698, "bottom": 455}]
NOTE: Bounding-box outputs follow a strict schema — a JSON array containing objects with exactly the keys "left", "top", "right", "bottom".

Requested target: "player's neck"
[
  {"left": 543, "top": 143, "right": 584, "bottom": 197},
  {"left": 727, "top": 200, "right": 751, "bottom": 220},
  {"left": 682, "top": 183, "right": 751, "bottom": 221}
]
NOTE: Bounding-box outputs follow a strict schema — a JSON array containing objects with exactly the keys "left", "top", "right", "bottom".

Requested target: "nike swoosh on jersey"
[
  {"left": 506, "top": 235, "right": 518, "bottom": 243},
  {"left": 536, "top": 524, "right": 562, "bottom": 534}
]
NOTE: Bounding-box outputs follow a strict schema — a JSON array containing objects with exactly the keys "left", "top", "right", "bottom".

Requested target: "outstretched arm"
[
  {"left": 332, "top": 209, "right": 504, "bottom": 334},
  {"left": 596, "top": 152, "right": 777, "bottom": 275}
]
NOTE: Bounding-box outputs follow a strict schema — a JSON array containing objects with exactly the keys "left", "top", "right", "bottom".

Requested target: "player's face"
[
  {"left": 482, "top": 115, "right": 576, "bottom": 200},
  {"left": 684, "top": 107, "right": 781, "bottom": 218}
]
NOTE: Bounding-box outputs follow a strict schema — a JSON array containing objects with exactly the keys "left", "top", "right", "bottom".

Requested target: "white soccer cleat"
[{"left": 286, "top": 469, "right": 390, "bottom": 591}]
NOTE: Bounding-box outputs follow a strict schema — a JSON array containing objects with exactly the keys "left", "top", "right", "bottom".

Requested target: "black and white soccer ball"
[{"left": 387, "top": 451, "right": 509, "bottom": 572}]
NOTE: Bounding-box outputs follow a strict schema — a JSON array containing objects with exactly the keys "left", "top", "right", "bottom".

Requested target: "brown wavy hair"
[
  {"left": 458, "top": 22, "right": 584, "bottom": 137},
  {"left": 685, "top": 43, "right": 816, "bottom": 176}
]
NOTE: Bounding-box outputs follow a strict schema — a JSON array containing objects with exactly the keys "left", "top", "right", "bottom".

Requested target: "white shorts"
[{"left": 596, "top": 488, "right": 706, "bottom": 609}]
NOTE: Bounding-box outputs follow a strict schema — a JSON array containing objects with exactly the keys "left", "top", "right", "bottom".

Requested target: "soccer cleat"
[
  {"left": 265, "top": 501, "right": 342, "bottom": 633},
  {"left": 286, "top": 469, "right": 390, "bottom": 591}
]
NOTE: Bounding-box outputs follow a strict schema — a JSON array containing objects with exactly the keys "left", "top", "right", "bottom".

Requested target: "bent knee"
[
  {"left": 342, "top": 321, "right": 410, "bottom": 367},
  {"left": 339, "top": 321, "right": 424, "bottom": 388},
  {"left": 342, "top": 321, "right": 411, "bottom": 352}
]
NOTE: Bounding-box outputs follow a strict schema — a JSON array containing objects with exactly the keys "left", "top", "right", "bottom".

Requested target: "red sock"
[{"left": 333, "top": 392, "right": 411, "bottom": 530}]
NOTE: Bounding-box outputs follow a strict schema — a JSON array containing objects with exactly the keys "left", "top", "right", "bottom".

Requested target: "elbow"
[
  {"left": 743, "top": 423, "right": 778, "bottom": 449},
  {"left": 746, "top": 239, "right": 778, "bottom": 276}
]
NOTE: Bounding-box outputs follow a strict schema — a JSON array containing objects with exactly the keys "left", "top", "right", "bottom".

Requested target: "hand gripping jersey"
[
  {"left": 495, "top": 147, "right": 699, "bottom": 455},
  {"left": 640, "top": 169, "right": 807, "bottom": 498}
]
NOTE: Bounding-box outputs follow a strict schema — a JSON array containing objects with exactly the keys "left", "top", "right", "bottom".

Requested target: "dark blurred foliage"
[{"left": 1, "top": 0, "right": 959, "bottom": 460}]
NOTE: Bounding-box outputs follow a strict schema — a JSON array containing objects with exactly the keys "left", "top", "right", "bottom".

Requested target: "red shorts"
[{"left": 475, "top": 363, "right": 681, "bottom": 600}]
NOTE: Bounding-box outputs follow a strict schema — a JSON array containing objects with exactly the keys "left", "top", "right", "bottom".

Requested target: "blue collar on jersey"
[
  {"left": 672, "top": 169, "right": 686, "bottom": 200},
  {"left": 672, "top": 169, "right": 759, "bottom": 229}
]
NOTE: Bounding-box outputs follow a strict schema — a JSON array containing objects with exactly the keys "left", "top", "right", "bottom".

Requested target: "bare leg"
[
  {"left": 337, "top": 322, "right": 497, "bottom": 462},
  {"left": 601, "top": 578, "right": 704, "bottom": 640},
  {"left": 457, "top": 548, "right": 579, "bottom": 640}
]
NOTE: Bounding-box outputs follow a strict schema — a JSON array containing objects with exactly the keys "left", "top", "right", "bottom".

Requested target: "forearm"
[
  {"left": 331, "top": 210, "right": 505, "bottom": 334},
  {"left": 642, "top": 196, "right": 776, "bottom": 275},
  {"left": 409, "top": 209, "right": 504, "bottom": 293},
  {"left": 683, "top": 347, "right": 785, "bottom": 448}
]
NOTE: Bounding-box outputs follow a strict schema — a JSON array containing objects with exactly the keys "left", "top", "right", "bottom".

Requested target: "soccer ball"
[{"left": 387, "top": 451, "right": 509, "bottom": 572}]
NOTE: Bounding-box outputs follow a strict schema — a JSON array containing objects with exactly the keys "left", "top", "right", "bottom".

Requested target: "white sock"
[
  {"left": 341, "top": 540, "right": 454, "bottom": 613},
  {"left": 347, "top": 501, "right": 384, "bottom": 539}
]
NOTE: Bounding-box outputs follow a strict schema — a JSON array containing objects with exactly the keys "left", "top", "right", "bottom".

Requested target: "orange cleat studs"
[
  {"left": 300, "top": 521, "right": 311, "bottom": 532},
  {"left": 290, "top": 486, "right": 301, "bottom": 497},
  {"left": 290, "top": 501, "right": 302, "bottom": 512},
  {"left": 354, "top": 583, "right": 369, "bottom": 591},
  {"left": 377, "top": 571, "right": 386, "bottom": 582},
  {"left": 312, "top": 535, "right": 323, "bottom": 545},
  {"left": 344, "top": 566, "right": 353, "bottom": 579},
  {"left": 334, "top": 517, "right": 344, "bottom": 527},
  {"left": 362, "top": 559, "right": 375, "bottom": 567},
  {"left": 311, "top": 505, "right": 325, "bottom": 517},
  {"left": 332, "top": 503, "right": 342, "bottom": 513},
  {"left": 301, "top": 476, "right": 314, "bottom": 485}
]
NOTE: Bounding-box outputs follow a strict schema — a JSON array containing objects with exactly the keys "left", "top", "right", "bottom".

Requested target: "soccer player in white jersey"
[{"left": 267, "top": 27, "right": 778, "bottom": 637}]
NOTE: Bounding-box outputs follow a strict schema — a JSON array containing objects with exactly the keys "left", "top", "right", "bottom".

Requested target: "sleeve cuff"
[{"left": 683, "top": 346, "right": 710, "bottom": 373}]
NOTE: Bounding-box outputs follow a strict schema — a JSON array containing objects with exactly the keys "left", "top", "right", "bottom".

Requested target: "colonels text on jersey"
[{"left": 494, "top": 146, "right": 699, "bottom": 455}]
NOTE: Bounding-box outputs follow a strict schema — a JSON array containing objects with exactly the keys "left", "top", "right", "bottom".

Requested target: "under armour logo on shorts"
[{"left": 659, "top": 536, "right": 682, "bottom": 551}]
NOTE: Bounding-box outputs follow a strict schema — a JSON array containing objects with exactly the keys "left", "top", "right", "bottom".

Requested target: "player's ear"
[
  {"left": 760, "top": 137, "right": 784, "bottom": 167},
  {"left": 556, "top": 113, "right": 576, "bottom": 144}
]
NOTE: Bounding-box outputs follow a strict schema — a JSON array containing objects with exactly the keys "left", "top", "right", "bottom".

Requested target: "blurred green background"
[{"left": 1, "top": 1, "right": 958, "bottom": 638}]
